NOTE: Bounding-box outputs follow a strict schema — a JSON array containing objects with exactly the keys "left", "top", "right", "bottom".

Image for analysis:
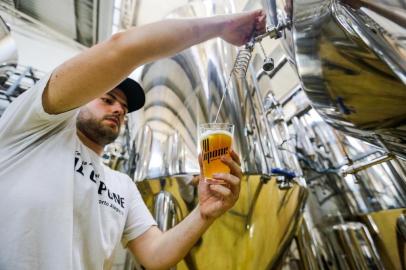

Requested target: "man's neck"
[{"left": 77, "top": 129, "right": 104, "bottom": 155}]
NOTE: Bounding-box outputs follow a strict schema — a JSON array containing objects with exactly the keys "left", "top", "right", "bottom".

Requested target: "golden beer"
[{"left": 199, "top": 123, "right": 234, "bottom": 182}]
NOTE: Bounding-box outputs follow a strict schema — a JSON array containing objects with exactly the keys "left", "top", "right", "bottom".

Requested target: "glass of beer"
[{"left": 199, "top": 123, "right": 234, "bottom": 183}]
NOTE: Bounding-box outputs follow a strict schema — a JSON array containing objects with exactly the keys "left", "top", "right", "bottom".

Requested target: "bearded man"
[{"left": 0, "top": 10, "right": 265, "bottom": 270}]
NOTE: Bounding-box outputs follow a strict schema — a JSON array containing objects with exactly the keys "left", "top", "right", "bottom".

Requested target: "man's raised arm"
[{"left": 42, "top": 10, "right": 266, "bottom": 114}]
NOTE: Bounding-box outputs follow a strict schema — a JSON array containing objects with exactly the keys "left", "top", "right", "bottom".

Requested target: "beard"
[{"left": 76, "top": 108, "right": 120, "bottom": 146}]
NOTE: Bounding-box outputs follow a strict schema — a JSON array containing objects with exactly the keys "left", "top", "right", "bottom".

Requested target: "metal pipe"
[{"left": 341, "top": 154, "right": 394, "bottom": 176}]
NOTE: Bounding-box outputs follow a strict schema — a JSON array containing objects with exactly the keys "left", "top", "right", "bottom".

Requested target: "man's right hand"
[{"left": 219, "top": 10, "right": 266, "bottom": 46}]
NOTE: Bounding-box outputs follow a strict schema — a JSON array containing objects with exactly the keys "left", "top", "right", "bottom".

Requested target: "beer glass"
[{"left": 199, "top": 123, "right": 234, "bottom": 182}]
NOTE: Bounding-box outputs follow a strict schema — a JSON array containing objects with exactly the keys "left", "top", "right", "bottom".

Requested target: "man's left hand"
[{"left": 197, "top": 149, "right": 243, "bottom": 220}]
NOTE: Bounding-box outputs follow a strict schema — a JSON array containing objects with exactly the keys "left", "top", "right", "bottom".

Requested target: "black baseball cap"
[{"left": 115, "top": 78, "right": 145, "bottom": 113}]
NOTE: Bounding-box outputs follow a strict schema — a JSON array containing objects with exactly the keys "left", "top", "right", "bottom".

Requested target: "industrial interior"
[{"left": 0, "top": 0, "right": 405, "bottom": 269}]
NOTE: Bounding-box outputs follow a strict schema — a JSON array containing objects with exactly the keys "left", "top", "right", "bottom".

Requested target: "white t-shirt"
[{"left": 0, "top": 74, "right": 157, "bottom": 270}]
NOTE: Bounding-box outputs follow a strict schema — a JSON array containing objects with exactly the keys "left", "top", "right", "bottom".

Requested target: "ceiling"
[
  {"left": 12, "top": 0, "right": 108, "bottom": 46},
  {"left": 7, "top": 0, "right": 191, "bottom": 47},
  {"left": 7, "top": 0, "right": 261, "bottom": 47}
]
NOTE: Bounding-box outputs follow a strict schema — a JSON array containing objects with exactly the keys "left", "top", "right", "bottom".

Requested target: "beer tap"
[
  {"left": 256, "top": 24, "right": 287, "bottom": 72},
  {"left": 232, "top": 23, "right": 287, "bottom": 77}
]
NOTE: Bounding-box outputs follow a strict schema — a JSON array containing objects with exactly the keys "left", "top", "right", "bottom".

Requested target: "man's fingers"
[
  {"left": 213, "top": 173, "right": 240, "bottom": 186},
  {"left": 256, "top": 23, "right": 266, "bottom": 34},
  {"left": 229, "top": 149, "right": 241, "bottom": 166},
  {"left": 221, "top": 155, "right": 242, "bottom": 178},
  {"left": 253, "top": 9, "right": 266, "bottom": 21},
  {"left": 209, "top": 184, "right": 232, "bottom": 198},
  {"left": 198, "top": 153, "right": 203, "bottom": 172},
  {"left": 255, "top": 10, "right": 267, "bottom": 34},
  {"left": 212, "top": 173, "right": 241, "bottom": 197}
]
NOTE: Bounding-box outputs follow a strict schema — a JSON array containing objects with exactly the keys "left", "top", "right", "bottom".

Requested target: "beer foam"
[{"left": 200, "top": 129, "right": 232, "bottom": 139}]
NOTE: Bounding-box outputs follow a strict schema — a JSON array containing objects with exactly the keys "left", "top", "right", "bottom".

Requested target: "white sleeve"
[
  {"left": 0, "top": 72, "right": 79, "bottom": 147},
  {"left": 122, "top": 180, "right": 157, "bottom": 247}
]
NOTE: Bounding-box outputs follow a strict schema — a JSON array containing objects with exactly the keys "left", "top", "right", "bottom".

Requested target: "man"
[{"left": 0, "top": 10, "right": 266, "bottom": 270}]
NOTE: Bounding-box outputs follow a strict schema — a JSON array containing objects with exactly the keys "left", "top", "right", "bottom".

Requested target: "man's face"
[{"left": 76, "top": 88, "right": 128, "bottom": 146}]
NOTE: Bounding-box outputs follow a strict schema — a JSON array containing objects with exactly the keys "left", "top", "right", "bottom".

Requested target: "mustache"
[{"left": 103, "top": 114, "right": 120, "bottom": 125}]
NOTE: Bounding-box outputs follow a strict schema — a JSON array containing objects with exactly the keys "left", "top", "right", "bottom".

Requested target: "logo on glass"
[
  {"left": 199, "top": 125, "right": 234, "bottom": 181},
  {"left": 202, "top": 136, "right": 229, "bottom": 164}
]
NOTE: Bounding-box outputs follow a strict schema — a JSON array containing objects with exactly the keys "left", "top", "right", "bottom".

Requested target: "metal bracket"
[
  {"left": 253, "top": 24, "right": 285, "bottom": 43},
  {"left": 278, "top": 180, "right": 293, "bottom": 190},
  {"left": 271, "top": 168, "right": 296, "bottom": 189}
]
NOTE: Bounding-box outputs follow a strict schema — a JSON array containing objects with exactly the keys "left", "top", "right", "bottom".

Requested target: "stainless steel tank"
[
  {"left": 252, "top": 21, "right": 406, "bottom": 266},
  {"left": 0, "top": 14, "right": 18, "bottom": 116},
  {"left": 129, "top": 1, "right": 283, "bottom": 180},
  {"left": 0, "top": 15, "right": 17, "bottom": 68},
  {"left": 264, "top": 0, "right": 406, "bottom": 158},
  {"left": 284, "top": 106, "right": 406, "bottom": 269}
]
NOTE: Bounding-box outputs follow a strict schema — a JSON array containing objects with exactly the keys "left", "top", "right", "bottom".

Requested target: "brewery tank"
[
  {"left": 125, "top": 1, "right": 294, "bottom": 181},
  {"left": 263, "top": 0, "right": 406, "bottom": 158}
]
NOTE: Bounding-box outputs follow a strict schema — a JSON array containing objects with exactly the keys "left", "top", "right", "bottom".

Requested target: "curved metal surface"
[
  {"left": 263, "top": 0, "right": 406, "bottom": 156},
  {"left": 397, "top": 213, "right": 406, "bottom": 241},
  {"left": 0, "top": 15, "right": 17, "bottom": 67},
  {"left": 292, "top": 0, "right": 406, "bottom": 156},
  {"left": 258, "top": 32, "right": 406, "bottom": 265},
  {"left": 262, "top": 0, "right": 295, "bottom": 64},
  {"left": 137, "top": 175, "right": 307, "bottom": 270},
  {"left": 153, "top": 191, "right": 180, "bottom": 231},
  {"left": 359, "top": 209, "right": 406, "bottom": 270},
  {"left": 295, "top": 109, "right": 406, "bottom": 216},
  {"left": 328, "top": 222, "right": 384, "bottom": 269},
  {"left": 295, "top": 216, "right": 324, "bottom": 270},
  {"left": 285, "top": 106, "right": 406, "bottom": 269},
  {"left": 0, "top": 15, "right": 20, "bottom": 117},
  {"left": 128, "top": 0, "right": 281, "bottom": 180}
]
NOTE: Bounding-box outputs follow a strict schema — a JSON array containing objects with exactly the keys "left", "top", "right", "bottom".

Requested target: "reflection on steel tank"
[
  {"left": 251, "top": 12, "right": 406, "bottom": 266},
  {"left": 287, "top": 109, "right": 406, "bottom": 269},
  {"left": 131, "top": 2, "right": 284, "bottom": 180},
  {"left": 264, "top": 0, "right": 406, "bottom": 157},
  {"left": 116, "top": 1, "right": 308, "bottom": 269},
  {"left": 0, "top": 15, "right": 17, "bottom": 69}
]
